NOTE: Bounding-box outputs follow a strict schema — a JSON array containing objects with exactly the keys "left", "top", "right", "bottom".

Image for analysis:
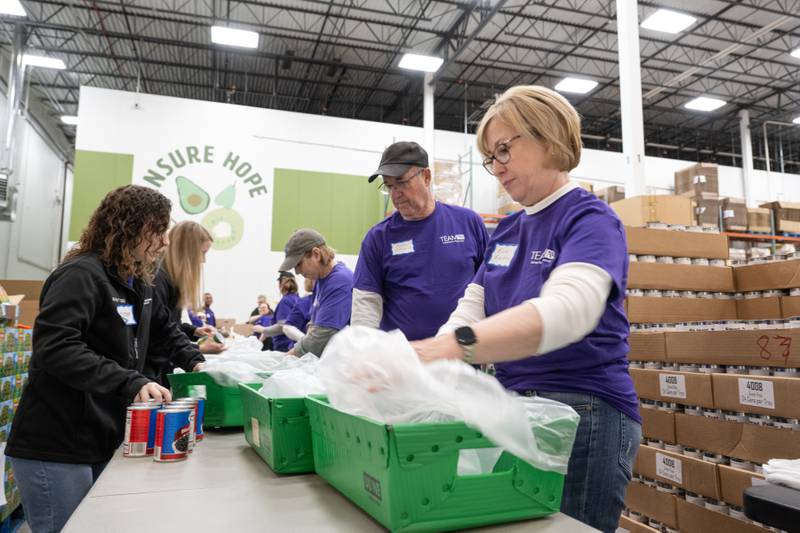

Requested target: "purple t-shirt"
[
  {"left": 354, "top": 202, "right": 489, "bottom": 341},
  {"left": 310, "top": 262, "right": 353, "bottom": 330},
  {"left": 474, "top": 187, "right": 640, "bottom": 423},
  {"left": 286, "top": 294, "right": 313, "bottom": 332},
  {"left": 271, "top": 292, "right": 300, "bottom": 352}
]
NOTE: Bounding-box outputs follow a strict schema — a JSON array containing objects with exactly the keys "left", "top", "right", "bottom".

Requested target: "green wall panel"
[
  {"left": 70, "top": 150, "right": 134, "bottom": 241},
  {"left": 271, "top": 168, "right": 384, "bottom": 255}
]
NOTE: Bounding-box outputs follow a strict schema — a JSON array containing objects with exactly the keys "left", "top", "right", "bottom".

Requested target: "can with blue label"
[
  {"left": 154, "top": 408, "right": 192, "bottom": 462},
  {"left": 169, "top": 398, "right": 200, "bottom": 449}
]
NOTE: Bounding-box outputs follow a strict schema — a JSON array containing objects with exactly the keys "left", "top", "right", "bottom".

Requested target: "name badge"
[
  {"left": 488, "top": 244, "right": 518, "bottom": 267},
  {"left": 116, "top": 304, "right": 137, "bottom": 326},
  {"left": 391, "top": 240, "right": 414, "bottom": 255}
]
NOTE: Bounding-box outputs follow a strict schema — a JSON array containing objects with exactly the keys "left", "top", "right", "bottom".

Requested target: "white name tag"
[
  {"left": 738, "top": 378, "right": 775, "bottom": 410},
  {"left": 391, "top": 240, "right": 415, "bottom": 255},
  {"left": 659, "top": 373, "right": 687, "bottom": 399},
  {"left": 656, "top": 452, "right": 683, "bottom": 484},
  {"left": 116, "top": 304, "right": 137, "bottom": 326},
  {"left": 488, "top": 244, "right": 517, "bottom": 267}
]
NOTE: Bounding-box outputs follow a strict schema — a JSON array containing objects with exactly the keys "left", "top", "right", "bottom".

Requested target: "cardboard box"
[
  {"left": 718, "top": 464, "right": 766, "bottom": 508},
  {"left": 597, "top": 185, "right": 625, "bottom": 204},
  {"left": 736, "top": 297, "right": 782, "bottom": 320},
  {"left": 733, "top": 260, "right": 800, "bottom": 292},
  {"left": 612, "top": 196, "right": 695, "bottom": 227},
  {"left": 761, "top": 201, "right": 800, "bottom": 234},
  {"left": 635, "top": 444, "right": 721, "bottom": 499},
  {"left": 618, "top": 515, "right": 660, "bottom": 533},
  {"left": 577, "top": 181, "right": 593, "bottom": 193},
  {"left": 628, "top": 332, "right": 667, "bottom": 362},
  {"left": 694, "top": 192, "right": 722, "bottom": 228},
  {"left": 712, "top": 373, "right": 800, "bottom": 418},
  {"left": 625, "top": 227, "right": 729, "bottom": 259},
  {"left": 675, "top": 413, "right": 800, "bottom": 464},
  {"left": 675, "top": 163, "right": 719, "bottom": 197},
  {"left": 781, "top": 295, "right": 800, "bottom": 318},
  {"left": 641, "top": 407, "right": 676, "bottom": 444},
  {"left": 0, "top": 280, "right": 42, "bottom": 327},
  {"left": 676, "top": 498, "right": 767, "bottom": 533},
  {"left": 626, "top": 297, "right": 737, "bottom": 324},
  {"left": 665, "top": 329, "right": 800, "bottom": 367},
  {"left": 747, "top": 207, "right": 772, "bottom": 233},
  {"left": 628, "top": 263, "right": 734, "bottom": 292},
  {"left": 631, "top": 369, "right": 714, "bottom": 407},
  {"left": 722, "top": 198, "right": 748, "bottom": 232},
  {"left": 624, "top": 480, "right": 679, "bottom": 528}
]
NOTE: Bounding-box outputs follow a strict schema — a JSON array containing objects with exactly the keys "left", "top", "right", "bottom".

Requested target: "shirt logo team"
[
  {"left": 530, "top": 248, "right": 557, "bottom": 264},
  {"left": 439, "top": 234, "right": 465, "bottom": 245}
]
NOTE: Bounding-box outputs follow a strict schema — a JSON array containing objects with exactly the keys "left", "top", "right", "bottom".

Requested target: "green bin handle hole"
[
  {"left": 455, "top": 435, "right": 463, "bottom": 443},
  {"left": 421, "top": 497, "right": 430, "bottom": 506},
  {"left": 406, "top": 454, "right": 415, "bottom": 462},
  {"left": 431, "top": 444, "right": 439, "bottom": 452}
]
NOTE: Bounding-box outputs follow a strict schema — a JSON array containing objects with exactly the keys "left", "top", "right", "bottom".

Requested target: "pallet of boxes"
[{"left": 613, "top": 198, "right": 800, "bottom": 533}]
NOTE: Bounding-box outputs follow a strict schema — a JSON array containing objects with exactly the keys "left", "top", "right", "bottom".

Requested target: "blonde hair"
[
  {"left": 476, "top": 85, "right": 582, "bottom": 172},
  {"left": 305, "top": 244, "right": 336, "bottom": 267},
  {"left": 163, "top": 221, "right": 213, "bottom": 310}
]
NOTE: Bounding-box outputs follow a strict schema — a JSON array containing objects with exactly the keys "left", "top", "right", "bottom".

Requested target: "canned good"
[
  {"left": 747, "top": 366, "right": 771, "bottom": 376},
  {"left": 713, "top": 292, "right": 733, "bottom": 299},
  {"left": 662, "top": 363, "right": 680, "bottom": 371},
  {"left": 729, "top": 506, "right": 748, "bottom": 521},
  {"left": 664, "top": 527, "right": 680, "bottom": 533},
  {"left": 702, "top": 226, "right": 719, "bottom": 234},
  {"left": 648, "top": 518, "right": 663, "bottom": 530},
  {"left": 646, "top": 222, "right": 669, "bottom": 230},
  {"left": 684, "top": 491, "right": 705, "bottom": 505},
  {"left": 790, "top": 288, "right": 800, "bottom": 297},
  {"left": 703, "top": 452, "right": 728, "bottom": 465},
  {"left": 123, "top": 404, "right": 160, "bottom": 457},
  {"left": 745, "top": 291, "right": 763, "bottom": 300},
  {"left": 629, "top": 510, "right": 647, "bottom": 523},
  {"left": 725, "top": 320, "right": 747, "bottom": 330},
  {"left": 681, "top": 291, "right": 697, "bottom": 298},
  {"left": 699, "top": 364, "right": 724, "bottom": 374},
  {"left": 748, "top": 414, "right": 773, "bottom": 427},
  {"left": 644, "top": 361, "right": 663, "bottom": 370},
  {"left": 710, "top": 259, "right": 727, "bottom": 267},
  {"left": 679, "top": 363, "right": 700, "bottom": 373},
  {"left": 664, "top": 443, "right": 683, "bottom": 454},
  {"left": 153, "top": 408, "right": 193, "bottom": 462},
  {"left": 656, "top": 481, "right": 679, "bottom": 494},
  {"left": 663, "top": 290, "right": 681, "bottom": 298},
  {"left": 657, "top": 256, "right": 674, "bottom": 264},
  {"left": 753, "top": 463, "right": 764, "bottom": 474},
  {"left": 628, "top": 254, "right": 638, "bottom": 262},
  {"left": 168, "top": 399, "right": 197, "bottom": 452},
  {"left": 727, "top": 365, "right": 748, "bottom": 375},
  {"left": 173, "top": 397, "right": 205, "bottom": 442},
  {"left": 692, "top": 258, "right": 710, "bottom": 266},
  {"left": 644, "top": 289, "right": 663, "bottom": 298},
  {"left": 628, "top": 360, "right": 644, "bottom": 369},
  {"left": 627, "top": 289, "right": 644, "bottom": 297},
  {"left": 724, "top": 411, "right": 747, "bottom": 423},
  {"left": 668, "top": 224, "right": 686, "bottom": 232},
  {"left": 729, "top": 458, "right": 753, "bottom": 471},
  {"left": 684, "top": 406, "right": 704, "bottom": 417},
  {"left": 773, "top": 368, "right": 800, "bottom": 378},
  {"left": 646, "top": 439, "right": 664, "bottom": 449},
  {"left": 733, "top": 292, "right": 745, "bottom": 300},
  {"left": 791, "top": 316, "right": 800, "bottom": 328},
  {"left": 658, "top": 402, "right": 680, "bottom": 413},
  {"left": 763, "top": 289, "right": 786, "bottom": 298},
  {"left": 639, "top": 255, "right": 657, "bottom": 263},
  {"left": 640, "top": 399, "right": 657, "bottom": 409},
  {"left": 703, "top": 408, "right": 723, "bottom": 420},
  {"left": 642, "top": 477, "right": 657, "bottom": 488},
  {"left": 687, "top": 225, "right": 704, "bottom": 233},
  {"left": 705, "top": 499, "right": 729, "bottom": 514},
  {"left": 675, "top": 257, "right": 692, "bottom": 265},
  {"left": 757, "top": 320, "right": 776, "bottom": 330},
  {"left": 772, "top": 417, "right": 795, "bottom": 430},
  {"left": 683, "top": 447, "right": 702, "bottom": 458},
  {"left": 697, "top": 291, "right": 714, "bottom": 299}
]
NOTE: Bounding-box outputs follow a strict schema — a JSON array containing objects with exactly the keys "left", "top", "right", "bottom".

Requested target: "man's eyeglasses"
[
  {"left": 379, "top": 167, "right": 426, "bottom": 193},
  {"left": 482, "top": 135, "right": 522, "bottom": 175}
]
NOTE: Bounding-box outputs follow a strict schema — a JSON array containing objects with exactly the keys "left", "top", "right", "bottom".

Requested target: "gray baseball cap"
[
  {"left": 279, "top": 228, "right": 326, "bottom": 272},
  {"left": 368, "top": 141, "right": 429, "bottom": 182}
]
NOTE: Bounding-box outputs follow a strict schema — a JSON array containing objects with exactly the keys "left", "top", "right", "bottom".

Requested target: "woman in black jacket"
[
  {"left": 147, "top": 220, "right": 224, "bottom": 385},
  {"left": 5, "top": 185, "right": 204, "bottom": 533}
]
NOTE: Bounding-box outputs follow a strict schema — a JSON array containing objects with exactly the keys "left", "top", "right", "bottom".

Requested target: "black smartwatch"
[{"left": 454, "top": 326, "right": 477, "bottom": 363}]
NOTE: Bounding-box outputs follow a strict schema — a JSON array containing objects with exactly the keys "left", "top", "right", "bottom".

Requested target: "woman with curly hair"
[
  {"left": 5, "top": 185, "right": 203, "bottom": 533},
  {"left": 146, "top": 221, "right": 222, "bottom": 385}
]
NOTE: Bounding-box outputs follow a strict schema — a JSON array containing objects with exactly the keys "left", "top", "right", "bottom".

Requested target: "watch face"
[{"left": 455, "top": 326, "right": 476, "bottom": 346}]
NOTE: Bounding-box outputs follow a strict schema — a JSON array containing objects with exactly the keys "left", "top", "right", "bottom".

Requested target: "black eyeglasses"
[
  {"left": 482, "top": 135, "right": 522, "bottom": 175},
  {"left": 378, "top": 167, "right": 426, "bottom": 193}
]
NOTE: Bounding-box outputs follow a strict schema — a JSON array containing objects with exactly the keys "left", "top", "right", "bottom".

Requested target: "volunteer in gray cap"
[
  {"left": 279, "top": 228, "right": 353, "bottom": 356},
  {"left": 351, "top": 141, "right": 488, "bottom": 340}
]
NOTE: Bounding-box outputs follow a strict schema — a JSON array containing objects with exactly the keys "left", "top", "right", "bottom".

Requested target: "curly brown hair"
[{"left": 64, "top": 185, "right": 172, "bottom": 283}]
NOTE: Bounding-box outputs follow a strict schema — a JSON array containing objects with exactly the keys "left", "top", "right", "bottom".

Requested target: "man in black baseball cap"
[{"left": 352, "top": 141, "right": 489, "bottom": 341}]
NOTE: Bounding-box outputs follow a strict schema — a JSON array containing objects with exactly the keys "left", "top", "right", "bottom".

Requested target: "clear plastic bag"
[
  {"left": 317, "top": 326, "right": 579, "bottom": 474},
  {"left": 202, "top": 350, "right": 319, "bottom": 386},
  {"left": 259, "top": 355, "right": 324, "bottom": 398}
]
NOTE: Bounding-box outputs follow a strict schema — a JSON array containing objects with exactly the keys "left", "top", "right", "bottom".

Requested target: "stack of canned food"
[
  {"left": 644, "top": 222, "right": 720, "bottom": 234},
  {"left": 630, "top": 254, "right": 727, "bottom": 267},
  {"left": 628, "top": 361, "right": 800, "bottom": 378},
  {"left": 629, "top": 317, "right": 800, "bottom": 331},
  {"left": 730, "top": 250, "right": 800, "bottom": 266},
  {"left": 123, "top": 394, "right": 206, "bottom": 462}
]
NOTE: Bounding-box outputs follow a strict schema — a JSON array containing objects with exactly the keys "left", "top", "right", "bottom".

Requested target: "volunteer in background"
[
  {"left": 280, "top": 229, "right": 353, "bottom": 356},
  {"left": 146, "top": 221, "right": 221, "bottom": 386},
  {"left": 253, "top": 271, "right": 300, "bottom": 352},
  {"left": 249, "top": 294, "right": 269, "bottom": 318},
  {"left": 282, "top": 277, "right": 315, "bottom": 345},
  {"left": 188, "top": 292, "right": 216, "bottom": 327},
  {"left": 247, "top": 297, "right": 273, "bottom": 325},
  {"left": 5, "top": 185, "right": 203, "bottom": 533},
  {"left": 411, "top": 86, "right": 640, "bottom": 533},
  {"left": 251, "top": 302, "right": 273, "bottom": 350},
  {"left": 352, "top": 142, "right": 488, "bottom": 340}
]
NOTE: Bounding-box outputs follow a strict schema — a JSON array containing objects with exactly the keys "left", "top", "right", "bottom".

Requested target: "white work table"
[{"left": 62, "top": 429, "right": 598, "bottom": 532}]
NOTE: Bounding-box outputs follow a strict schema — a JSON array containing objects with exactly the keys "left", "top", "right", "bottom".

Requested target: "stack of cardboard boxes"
[
  {"left": 621, "top": 226, "right": 800, "bottom": 533},
  {"left": 674, "top": 163, "right": 722, "bottom": 229}
]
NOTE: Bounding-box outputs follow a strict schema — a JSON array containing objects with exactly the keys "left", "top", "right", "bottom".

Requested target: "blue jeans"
[
  {"left": 525, "top": 391, "right": 640, "bottom": 533},
  {"left": 9, "top": 457, "right": 108, "bottom": 533}
]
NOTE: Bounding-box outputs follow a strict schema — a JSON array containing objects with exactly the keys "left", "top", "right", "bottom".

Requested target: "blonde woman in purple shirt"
[{"left": 412, "top": 85, "right": 640, "bottom": 533}]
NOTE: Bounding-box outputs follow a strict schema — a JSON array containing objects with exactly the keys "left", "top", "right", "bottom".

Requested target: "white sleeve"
[
  {"left": 283, "top": 324, "right": 306, "bottom": 342},
  {"left": 351, "top": 288, "right": 383, "bottom": 329},
  {"left": 436, "top": 283, "right": 486, "bottom": 336},
  {"left": 526, "top": 262, "right": 613, "bottom": 355}
]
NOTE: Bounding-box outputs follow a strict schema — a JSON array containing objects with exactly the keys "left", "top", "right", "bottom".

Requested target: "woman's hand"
[
  {"left": 410, "top": 334, "right": 462, "bottom": 363},
  {"left": 252, "top": 325, "right": 265, "bottom": 333},
  {"left": 134, "top": 382, "right": 172, "bottom": 403},
  {"left": 195, "top": 325, "right": 215, "bottom": 337},
  {"left": 192, "top": 362, "right": 205, "bottom": 372}
]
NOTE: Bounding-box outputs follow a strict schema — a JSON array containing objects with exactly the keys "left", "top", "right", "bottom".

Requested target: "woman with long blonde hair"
[{"left": 145, "top": 221, "right": 222, "bottom": 385}]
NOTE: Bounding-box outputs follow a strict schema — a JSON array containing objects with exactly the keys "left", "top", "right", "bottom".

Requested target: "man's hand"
[
  {"left": 199, "top": 340, "right": 227, "bottom": 354},
  {"left": 195, "top": 325, "right": 215, "bottom": 337},
  {"left": 192, "top": 362, "right": 206, "bottom": 372},
  {"left": 134, "top": 382, "right": 172, "bottom": 403}
]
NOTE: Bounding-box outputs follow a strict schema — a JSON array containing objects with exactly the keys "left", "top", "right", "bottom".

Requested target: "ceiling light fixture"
[
  {"left": 60, "top": 115, "right": 79, "bottom": 126},
  {"left": 641, "top": 9, "right": 696, "bottom": 34},
  {"left": 554, "top": 77, "right": 598, "bottom": 94},
  {"left": 0, "top": 0, "right": 26, "bottom": 17},
  {"left": 398, "top": 53, "right": 444, "bottom": 73},
  {"left": 210, "top": 26, "right": 259, "bottom": 49},
  {"left": 685, "top": 96, "right": 726, "bottom": 112},
  {"left": 22, "top": 54, "right": 66, "bottom": 69},
  {"left": 791, "top": 48, "right": 800, "bottom": 59}
]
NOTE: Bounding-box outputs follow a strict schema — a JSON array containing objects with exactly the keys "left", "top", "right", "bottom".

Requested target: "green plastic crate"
[
  {"left": 167, "top": 372, "right": 260, "bottom": 427},
  {"left": 238, "top": 384, "right": 314, "bottom": 474},
  {"left": 305, "top": 396, "right": 567, "bottom": 533}
]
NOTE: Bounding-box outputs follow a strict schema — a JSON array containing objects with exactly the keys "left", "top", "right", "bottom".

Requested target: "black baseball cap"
[{"left": 368, "top": 141, "right": 429, "bottom": 182}]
